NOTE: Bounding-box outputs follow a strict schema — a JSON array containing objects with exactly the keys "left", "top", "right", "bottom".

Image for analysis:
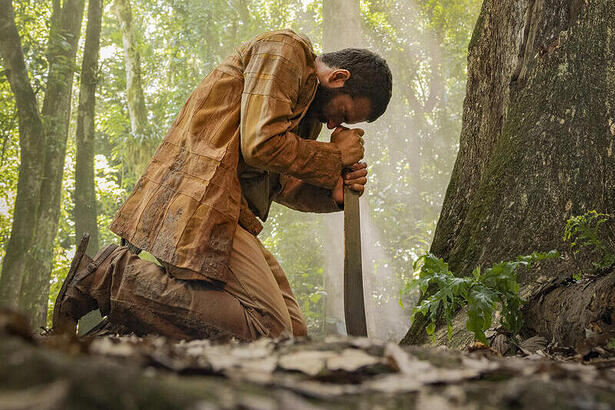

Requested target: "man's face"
[{"left": 308, "top": 85, "right": 372, "bottom": 130}]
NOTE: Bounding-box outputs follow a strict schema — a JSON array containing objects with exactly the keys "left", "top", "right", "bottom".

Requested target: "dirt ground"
[{"left": 1, "top": 310, "right": 615, "bottom": 410}]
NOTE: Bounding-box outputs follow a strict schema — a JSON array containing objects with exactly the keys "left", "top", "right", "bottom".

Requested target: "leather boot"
[{"left": 51, "top": 234, "right": 118, "bottom": 334}]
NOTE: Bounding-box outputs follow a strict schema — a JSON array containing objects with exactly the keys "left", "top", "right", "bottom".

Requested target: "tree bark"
[
  {"left": 322, "top": 0, "right": 363, "bottom": 52},
  {"left": 75, "top": 0, "right": 104, "bottom": 257},
  {"left": 19, "top": 0, "right": 86, "bottom": 326},
  {"left": 402, "top": 0, "right": 615, "bottom": 347},
  {"left": 0, "top": 0, "right": 46, "bottom": 309},
  {"left": 112, "top": 0, "right": 157, "bottom": 182},
  {"left": 524, "top": 274, "right": 615, "bottom": 348},
  {"left": 112, "top": 0, "right": 148, "bottom": 137},
  {"left": 320, "top": 0, "right": 364, "bottom": 334}
]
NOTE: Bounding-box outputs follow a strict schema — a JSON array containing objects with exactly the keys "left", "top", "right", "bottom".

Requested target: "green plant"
[
  {"left": 410, "top": 250, "right": 559, "bottom": 344},
  {"left": 563, "top": 211, "right": 615, "bottom": 272}
]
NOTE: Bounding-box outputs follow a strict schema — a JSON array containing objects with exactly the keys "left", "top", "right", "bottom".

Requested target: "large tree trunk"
[
  {"left": 0, "top": 0, "right": 47, "bottom": 309},
  {"left": 19, "top": 0, "right": 86, "bottom": 326},
  {"left": 75, "top": 0, "right": 104, "bottom": 257},
  {"left": 402, "top": 0, "right": 615, "bottom": 347}
]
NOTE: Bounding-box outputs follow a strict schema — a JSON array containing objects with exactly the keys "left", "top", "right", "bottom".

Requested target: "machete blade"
[{"left": 343, "top": 187, "right": 368, "bottom": 337}]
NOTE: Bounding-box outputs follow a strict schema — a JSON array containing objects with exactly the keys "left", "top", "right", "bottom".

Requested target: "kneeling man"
[{"left": 53, "top": 30, "right": 392, "bottom": 340}]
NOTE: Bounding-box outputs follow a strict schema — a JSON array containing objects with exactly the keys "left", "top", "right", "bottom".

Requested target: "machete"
[{"left": 343, "top": 186, "right": 368, "bottom": 336}]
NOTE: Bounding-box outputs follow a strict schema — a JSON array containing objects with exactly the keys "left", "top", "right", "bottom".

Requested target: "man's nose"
[{"left": 327, "top": 120, "right": 339, "bottom": 129}]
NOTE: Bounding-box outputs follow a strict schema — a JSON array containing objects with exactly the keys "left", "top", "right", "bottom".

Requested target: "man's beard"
[{"left": 306, "top": 84, "right": 343, "bottom": 123}]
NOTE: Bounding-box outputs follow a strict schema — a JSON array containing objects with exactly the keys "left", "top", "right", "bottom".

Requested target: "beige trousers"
[{"left": 84, "top": 226, "right": 306, "bottom": 340}]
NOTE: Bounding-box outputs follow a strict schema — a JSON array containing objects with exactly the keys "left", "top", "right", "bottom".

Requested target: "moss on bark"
[{"left": 403, "top": 0, "right": 615, "bottom": 347}]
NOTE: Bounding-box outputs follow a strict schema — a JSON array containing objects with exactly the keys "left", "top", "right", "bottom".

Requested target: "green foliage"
[
  {"left": 563, "top": 211, "right": 615, "bottom": 272},
  {"left": 1, "top": 0, "right": 482, "bottom": 337},
  {"left": 410, "top": 250, "right": 559, "bottom": 344}
]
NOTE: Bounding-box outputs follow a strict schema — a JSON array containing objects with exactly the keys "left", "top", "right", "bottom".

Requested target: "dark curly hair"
[{"left": 320, "top": 48, "right": 392, "bottom": 122}]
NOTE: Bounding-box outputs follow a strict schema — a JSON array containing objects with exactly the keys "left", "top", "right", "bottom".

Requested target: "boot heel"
[{"left": 51, "top": 233, "right": 90, "bottom": 332}]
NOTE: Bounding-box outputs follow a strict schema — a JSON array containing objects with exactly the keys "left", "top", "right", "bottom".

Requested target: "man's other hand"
[
  {"left": 331, "top": 127, "right": 365, "bottom": 166},
  {"left": 332, "top": 162, "right": 368, "bottom": 205}
]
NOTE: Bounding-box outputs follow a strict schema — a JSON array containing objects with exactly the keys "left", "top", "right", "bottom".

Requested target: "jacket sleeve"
[
  {"left": 273, "top": 175, "right": 342, "bottom": 213},
  {"left": 240, "top": 34, "right": 342, "bottom": 190}
]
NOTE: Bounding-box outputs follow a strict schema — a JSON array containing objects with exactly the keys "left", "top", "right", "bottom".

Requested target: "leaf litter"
[{"left": 2, "top": 309, "right": 615, "bottom": 408}]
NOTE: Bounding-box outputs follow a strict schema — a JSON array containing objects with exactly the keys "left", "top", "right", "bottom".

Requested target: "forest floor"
[{"left": 1, "top": 310, "right": 615, "bottom": 410}]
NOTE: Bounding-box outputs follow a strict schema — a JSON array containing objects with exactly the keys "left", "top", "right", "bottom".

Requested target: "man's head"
[{"left": 309, "top": 48, "right": 392, "bottom": 129}]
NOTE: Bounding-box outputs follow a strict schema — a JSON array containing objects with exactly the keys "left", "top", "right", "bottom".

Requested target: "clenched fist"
[
  {"left": 332, "top": 162, "right": 369, "bottom": 205},
  {"left": 331, "top": 126, "right": 365, "bottom": 166}
]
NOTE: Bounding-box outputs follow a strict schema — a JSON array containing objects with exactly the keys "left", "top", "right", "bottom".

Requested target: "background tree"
[
  {"left": 1, "top": 0, "right": 481, "bottom": 336},
  {"left": 0, "top": 0, "right": 86, "bottom": 327},
  {"left": 0, "top": 0, "right": 47, "bottom": 313},
  {"left": 318, "top": 0, "right": 364, "bottom": 334},
  {"left": 402, "top": 0, "right": 615, "bottom": 347},
  {"left": 75, "top": 0, "right": 104, "bottom": 256},
  {"left": 112, "top": 0, "right": 153, "bottom": 179},
  {"left": 323, "top": 0, "right": 363, "bottom": 50},
  {"left": 19, "top": 0, "right": 86, "bottom": 327}
]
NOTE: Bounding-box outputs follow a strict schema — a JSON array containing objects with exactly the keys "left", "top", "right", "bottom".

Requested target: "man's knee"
[
  {"left": 261, "top": 312, "right": 307, "bottom": 338},
  {"left": 291, "top": 318, "right": 307, "bottom": 337},
  {"left": 245, "top": 308, "right": 294, "bottom": 339}
]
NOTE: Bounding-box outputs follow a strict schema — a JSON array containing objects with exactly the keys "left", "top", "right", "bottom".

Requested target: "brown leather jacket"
[{"left": 110, "top": 30, "right": 343, "bottom": 283}]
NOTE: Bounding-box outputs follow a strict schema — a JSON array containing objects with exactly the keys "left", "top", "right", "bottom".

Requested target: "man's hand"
[
  {"left": 331, "top": 127, "right": 365, "bottom": 166},
  {"left": 332, "top": 162, "right": 368, "bottom": 205}
]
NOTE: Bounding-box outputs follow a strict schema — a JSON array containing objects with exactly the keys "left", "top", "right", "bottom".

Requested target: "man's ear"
[{"left": 327, "top": 69, "right": 350, "bottom": 88}]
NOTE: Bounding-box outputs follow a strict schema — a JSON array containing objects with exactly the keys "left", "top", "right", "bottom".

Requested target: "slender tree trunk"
[
  {"left": 0, "top": 0, "right": 46, "bottom": 309},
  {"left": 402, "top": 0, "right": 615, "bottom": 348},
  {"left": 112, "top": 0, "right": 157, "bottom": 182},
  {"left": 322, "top": 0, "right": 363, "bottom": 52},
  {"left": 19, "top": 0, "right": 86, "bottom": 326},
  {"left": 236, "top": 0, "right": 251, "bottom": 41},
  {"left": 112, "top": 0, "right": 147, "bottom": 137},
  {"left": 320, "top": 0, "right": 364, "bottom": 333},
  {"left": 75, "top": 0, "right": 103, "bottom": 257}
]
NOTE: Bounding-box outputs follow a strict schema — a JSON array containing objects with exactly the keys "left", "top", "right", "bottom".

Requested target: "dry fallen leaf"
[
  {"left": 278, "top": 350, "right": 336, "bottom": 376},
  {"left": 519, "top": 336, "right": 548, "bottom": 355},
  {"left": 325, "top": 348, "right": 382, "bottom": 372},
  {"left": 89, "top": 336, "right": 136, "bottom": 357}
]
